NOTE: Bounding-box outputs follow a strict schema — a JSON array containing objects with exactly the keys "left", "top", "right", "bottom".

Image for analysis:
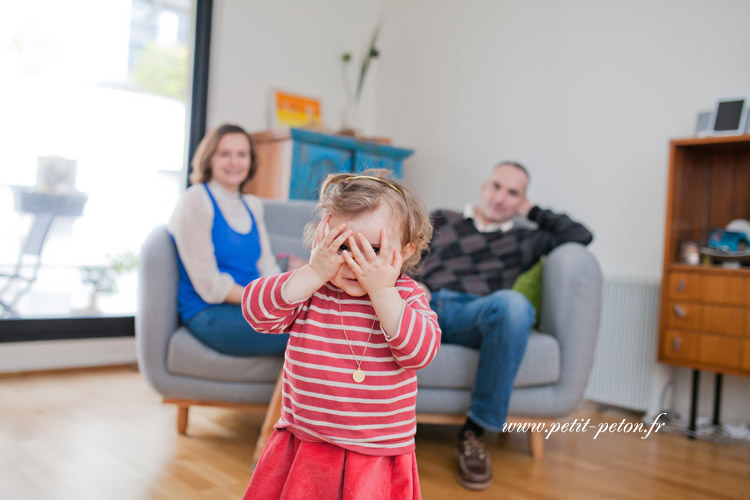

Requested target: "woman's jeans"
[
  {"left": 186, "top": 304, "right": 289, "bottom": 356},
  {"left": 430, "top": 288, "right": 534, "bottom": 432}
]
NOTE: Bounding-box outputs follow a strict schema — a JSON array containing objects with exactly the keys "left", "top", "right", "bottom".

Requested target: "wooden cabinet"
[
  {"left": 245, "top": 128, "right": 414, "bottom": 200},
  {"left": 658, "top": 135, "right": 750, "bottom": 377}
]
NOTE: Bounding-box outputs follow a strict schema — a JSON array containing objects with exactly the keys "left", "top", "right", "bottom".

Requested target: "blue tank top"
[{"left": 175, "top": 183, "right": 262, "bottom": 322}]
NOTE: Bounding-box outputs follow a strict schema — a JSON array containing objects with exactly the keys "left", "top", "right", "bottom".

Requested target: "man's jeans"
[
  {"left": 429, "top": 289, "right": 534, "bottom": 432},
  {"left": 186, "top": 304, "right": 289, "bottom": 357}
]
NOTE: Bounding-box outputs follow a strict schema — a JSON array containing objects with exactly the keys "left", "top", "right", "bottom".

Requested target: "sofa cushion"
[
  {"left": 166, "top": 327, "right": 284, "bottom": 383},
  {"left": 511, "top": 260, "right": 543, "bottom": 326},
  {"left": 416, "top": 332, "right": 560, "bottom": 389}
]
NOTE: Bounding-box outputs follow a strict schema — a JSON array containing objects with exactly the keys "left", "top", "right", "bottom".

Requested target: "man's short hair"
[{"left": 494, "top": 161, "right": 530, "bottom": 184}]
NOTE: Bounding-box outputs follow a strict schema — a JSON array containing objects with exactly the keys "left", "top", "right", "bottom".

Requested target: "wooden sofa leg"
[
  {"left": 252, "top": 370, "right": 285, "bottom": 470},
  {"left": 528, "top": 430, "right": 544, "bottom": 459},
  {"left": 177, "top": 405, "right": 189, "bottom": 435}
]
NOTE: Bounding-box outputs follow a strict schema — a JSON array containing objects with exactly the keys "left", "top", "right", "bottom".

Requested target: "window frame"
[{"left": 0, "top": 0, "right": 212, "bottom": 343}]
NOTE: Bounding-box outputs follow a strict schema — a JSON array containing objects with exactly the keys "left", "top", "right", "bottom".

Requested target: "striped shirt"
[{"left": 242, "top": 271, "right": 441, "bottom": 456}]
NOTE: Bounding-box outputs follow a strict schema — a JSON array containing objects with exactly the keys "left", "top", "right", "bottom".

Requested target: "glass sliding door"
[{"left": 0, "top": 0, "right": 195, "bottom": 325}]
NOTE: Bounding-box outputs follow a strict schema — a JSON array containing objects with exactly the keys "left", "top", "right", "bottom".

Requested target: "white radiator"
[{"left": 584, "top": 276, "right": 666, "bottom": 413}]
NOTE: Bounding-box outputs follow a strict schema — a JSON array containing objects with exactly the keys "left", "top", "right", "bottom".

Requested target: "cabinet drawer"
[
  {"left": 663, "top": 330, "right": 699, "bottom": 362},
  {"left": 702, "top": 275, "right": 750, "bottom": 306},
  {"left": 702, "top": 305, "right": 745, "bottom": 336},
  {"left": 742, "top": 341, "right": 750, "bottom": 371},
  {"left": 666, "top": 302, "right": 703, "bottom": 330},
  {"left": 698, "top": 336, "right": 741, "bottom": 369},
  {"left": 667, "top": 273, "right": 703, "bottom": 301}
]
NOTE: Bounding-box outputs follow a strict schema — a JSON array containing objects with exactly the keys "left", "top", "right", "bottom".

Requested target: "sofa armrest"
[
  {"left": 538, "top": 242, "right": 602, "bottom": 414},
  {"left": 135, "top": 225, "right": 180, "bottom": 393}
]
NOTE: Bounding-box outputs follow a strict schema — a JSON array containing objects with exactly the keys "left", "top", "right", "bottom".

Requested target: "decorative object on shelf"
[
  {"left": 695, "top": 99, "right": 750, "bottom": 137},
  {"left": 726, "top": 218, "right": 750, "bottom": 239},
  {"left": 679, "top": 241, "right": 700, "bottom": 265},
  {"left": 695, "top": 110, "right": 712, "bottom": 136},
  {"left": 698, "top": 247, "right": 750, "bottom": 266},
  {"left": 699, "top": 219, "right": 750, "bottom": 266},
  {"left": 708, "top": 228, "right": 749, "bottom": 252},
  {"left": 271, "top": 90, "right": 322, "bottom": 129},
  {"left": 708, "top": 96, "right": 748, "bottom": 136},
  {"left": 339, "top": 21, "right": 382, "bottom": 136}
]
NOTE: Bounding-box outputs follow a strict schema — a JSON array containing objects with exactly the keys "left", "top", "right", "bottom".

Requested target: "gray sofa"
[
  {"left": 136, "top": 199, "right": 602, "bottom": 457},
  {"left": 136, "top": 200, "right": 315, "bottom": 432}
]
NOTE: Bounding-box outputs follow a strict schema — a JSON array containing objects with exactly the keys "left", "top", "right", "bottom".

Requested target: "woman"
[{"left": 168, "top": 123, "right": 288, "bottom": 356}]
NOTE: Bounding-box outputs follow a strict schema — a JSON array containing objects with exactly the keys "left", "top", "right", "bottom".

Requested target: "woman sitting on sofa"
[{"left": 168, "top": 123, "right": 288, "bottom": 356}]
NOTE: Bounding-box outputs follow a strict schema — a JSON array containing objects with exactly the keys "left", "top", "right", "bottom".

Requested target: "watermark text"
[{"left": 501, "top": 412, "right": 667, "bottom": 440}]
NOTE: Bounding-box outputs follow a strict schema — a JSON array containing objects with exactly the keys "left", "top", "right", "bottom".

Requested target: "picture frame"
[
  {"left": 708, "top": 96, "right": 748, "bottom": 136},
  {"left": 269, "top": 89, "right": 321, "bottom": 128}
]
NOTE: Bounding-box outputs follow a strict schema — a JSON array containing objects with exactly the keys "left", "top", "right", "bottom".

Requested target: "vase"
[{"left": 340, "top": 100, "right": 362, "bottom": 137}]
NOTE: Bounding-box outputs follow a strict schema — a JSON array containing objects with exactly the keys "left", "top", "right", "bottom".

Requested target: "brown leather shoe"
[{"left": 456, "top": 430, "right": 493, "bottom": 490}]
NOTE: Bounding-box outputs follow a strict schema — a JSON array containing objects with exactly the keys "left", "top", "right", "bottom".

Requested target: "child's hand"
[
  {"left": 309, "top": 215, "right": 352, "bottom": 283},
  {"left": 342, "top": 227, "right": 402, "bottom": 298}
]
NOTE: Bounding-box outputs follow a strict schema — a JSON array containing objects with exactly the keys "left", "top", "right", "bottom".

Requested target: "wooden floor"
[{"left": 0, "top": 366, "right": 748, "bottom": 500}]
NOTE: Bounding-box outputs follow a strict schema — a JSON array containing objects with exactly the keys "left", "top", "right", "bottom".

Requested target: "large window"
[{"left": 0, "top": 0, "right": 194, "bottom": 322}]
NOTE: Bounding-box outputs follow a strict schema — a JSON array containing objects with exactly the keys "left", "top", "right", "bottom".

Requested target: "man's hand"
[
  {"left": 517, "top": 198, "right": 533, "bottom": 217},
  {"left": 309, "top": 215, "right": 352, "bottom": 283},
  {"left": 342, "top": 228, "right": 401, "bottom": 299}
]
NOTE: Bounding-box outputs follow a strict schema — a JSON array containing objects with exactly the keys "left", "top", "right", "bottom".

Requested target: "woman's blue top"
[{"left": 175, "top": 183, "right": 261, "bottom": 322}]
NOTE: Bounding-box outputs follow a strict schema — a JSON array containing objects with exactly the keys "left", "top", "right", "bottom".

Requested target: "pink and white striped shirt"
[{"left": 242, "top": 271, "right": 441, "bottom": 456}]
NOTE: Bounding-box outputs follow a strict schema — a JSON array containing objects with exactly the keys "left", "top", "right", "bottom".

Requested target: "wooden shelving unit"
[{"left": 658, "top": 134, "right": 750, "bottom": 436}]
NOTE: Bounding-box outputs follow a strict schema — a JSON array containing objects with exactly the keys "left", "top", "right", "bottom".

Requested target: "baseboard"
[{"left": 0, "top": 337, "right": 137, "bottom": 373}]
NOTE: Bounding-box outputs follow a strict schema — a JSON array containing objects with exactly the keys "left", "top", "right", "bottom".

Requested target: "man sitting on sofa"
[{"left": 414, "top": 161, "right": 593, "bottom": 490}]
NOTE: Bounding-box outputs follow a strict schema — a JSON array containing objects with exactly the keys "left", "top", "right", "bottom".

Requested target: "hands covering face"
[
  {"left": 308, "top": 215, "right": 402, "bottom": 296},
  {"left": 341, "top": 228, "right": 402, "bottom": 297},
  {"left": 308, "top": 215, "right": 352, "bottom": 283}
]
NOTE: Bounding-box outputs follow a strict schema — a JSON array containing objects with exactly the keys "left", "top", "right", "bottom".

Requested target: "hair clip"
[{"left": 339, "top": 175, "right": 404, "bottom": 197}]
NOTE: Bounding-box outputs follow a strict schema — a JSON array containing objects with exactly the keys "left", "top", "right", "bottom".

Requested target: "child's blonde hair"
[{"left": 304, "top": 169, "right": 432, "bottom": 274}]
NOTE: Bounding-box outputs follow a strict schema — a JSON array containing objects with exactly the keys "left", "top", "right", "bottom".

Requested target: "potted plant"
[{"left": 340, "top": 22, "right": 382, "bottom": 135}]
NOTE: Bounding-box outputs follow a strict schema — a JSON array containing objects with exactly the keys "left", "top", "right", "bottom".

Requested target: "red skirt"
[{"left": 243, "top": 429, "right": 421, "bottom": 500}]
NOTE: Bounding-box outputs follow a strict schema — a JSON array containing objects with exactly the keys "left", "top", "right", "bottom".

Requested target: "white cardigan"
[{"left": 168, "top": 180, "right": 280, "bottom": 304}]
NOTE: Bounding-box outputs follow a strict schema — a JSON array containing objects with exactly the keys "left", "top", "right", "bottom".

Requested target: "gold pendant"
[{"left": 352, "top": 368, "right": 365, "bottom": 383}]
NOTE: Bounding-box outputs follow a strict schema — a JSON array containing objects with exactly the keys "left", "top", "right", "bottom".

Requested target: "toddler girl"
[{"left": 241, "top": 169, "right": 440, "bottom": 500}]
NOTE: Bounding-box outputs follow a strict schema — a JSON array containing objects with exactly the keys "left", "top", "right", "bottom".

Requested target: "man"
[{"left": 415, "top": 161, "right": 593, "bottom": 490}]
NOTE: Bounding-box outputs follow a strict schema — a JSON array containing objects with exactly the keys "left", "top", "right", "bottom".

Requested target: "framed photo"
[
  {"left": 270, "top": 90, "right": 321, "bottom": 128},
  {"left": 708, "top": 96, "right": 748, "bottom": 136}
]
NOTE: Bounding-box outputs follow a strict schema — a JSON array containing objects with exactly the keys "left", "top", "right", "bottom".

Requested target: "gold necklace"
[{"left": 337, "top": 290, "right": 376, "bottom": 383}]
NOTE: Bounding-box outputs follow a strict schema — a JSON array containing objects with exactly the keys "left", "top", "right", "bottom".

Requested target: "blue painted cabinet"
[
  {"left": 289, "top": 140, "right": 353, "bottom": 200},
  {"left": 246, "top": 128, "right": 414, "bottom": 200}
]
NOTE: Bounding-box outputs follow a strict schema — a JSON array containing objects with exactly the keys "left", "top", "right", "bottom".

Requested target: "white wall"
[
  {"left": 206, "top": 0, "right": 750, "bottom": 424},
  {"left": 374, "top": 0, "right": 750, "bottom": 278},
  {"left": 207, "top": 0, "right": 381, "bottom": 133},
  {"left": 0, "top": 338, "right": 136, "bottom": 373},
  {"left": 370, "top": 0, "right": 750, "bottom": 425}
]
